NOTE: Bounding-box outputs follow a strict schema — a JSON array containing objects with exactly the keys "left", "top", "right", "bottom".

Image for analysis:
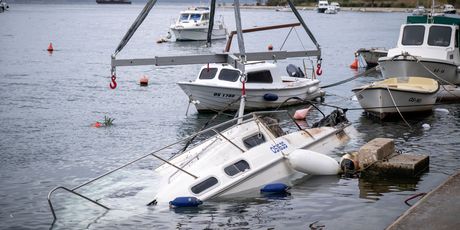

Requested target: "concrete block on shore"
[
  {"left": 358, "top": 138, "right": 394, "bottom": 169},
  {"left": 363, "top": 154, "right": 429, "bottom": 178}
]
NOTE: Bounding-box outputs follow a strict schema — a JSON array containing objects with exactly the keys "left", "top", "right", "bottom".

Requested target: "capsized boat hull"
[
  {"left": 352, "top": 77, "right": 439, "bottom": 118},
  {"left": 378, "top": 56, "right": 460, "bottom": 85},
  {"left": 170, "top": 27, "right": 227, "bottom": 41},
  {"left": 178, "top": 80, "right": 324, "bottom": 112}
]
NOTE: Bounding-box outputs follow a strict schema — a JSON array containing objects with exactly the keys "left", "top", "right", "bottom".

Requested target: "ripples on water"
[{"left": 0, "top": 3, "right": 459, "bottom": 229}]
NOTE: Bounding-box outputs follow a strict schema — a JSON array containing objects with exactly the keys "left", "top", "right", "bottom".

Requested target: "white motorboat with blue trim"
[{"left": 178, "top": 62, "right": 324, "bottom": 112}]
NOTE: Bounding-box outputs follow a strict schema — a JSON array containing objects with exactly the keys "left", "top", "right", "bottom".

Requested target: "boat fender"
[
  {"left": 263, "top": 93, "right": 278, "bottom": 101},
  {"left": 169, "top": 197, "right": 203, "bottom": 208},
  {"left": 287, "top": 149, "right": 341, "bottom": 175},
  {"left": 260, "top": 183, "right": 290, "bottom": 194}
]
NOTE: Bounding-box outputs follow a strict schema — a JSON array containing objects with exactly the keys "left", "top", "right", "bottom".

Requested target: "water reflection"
[{"left": 358, "top": 176, "right": 421, "bottom": 201}]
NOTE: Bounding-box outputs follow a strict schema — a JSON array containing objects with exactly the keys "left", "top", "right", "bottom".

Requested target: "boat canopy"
[{"left": 407, "top": 14, "right": 460, "bottom": 25}]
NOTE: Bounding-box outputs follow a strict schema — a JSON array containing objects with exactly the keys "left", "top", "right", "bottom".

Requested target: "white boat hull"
[
  {"left": 352, "top": 83, "right": 438, "bottom": 118},
  {"left": 178, "top": 80, "right": 324, "bottom": 112},
  {"left": 171, "top": 27, "right": 227, "bottom": 41},
  {"left": 379, "top": 56, "right": 460, "bottom": 85},
  {"left": 357, "top": 48, "right": 387, "bottom": 67}
]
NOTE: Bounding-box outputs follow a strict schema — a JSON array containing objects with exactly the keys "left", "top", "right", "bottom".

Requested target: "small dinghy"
[{"left": 352, "top": 77, "right": 439, "bottom": 119}]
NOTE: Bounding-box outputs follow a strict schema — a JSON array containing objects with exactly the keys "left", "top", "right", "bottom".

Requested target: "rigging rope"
[{"left": 321, "top": 66, "right": 378, "bottom": 89}]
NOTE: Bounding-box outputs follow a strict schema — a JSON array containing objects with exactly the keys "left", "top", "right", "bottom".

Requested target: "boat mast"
[
  {"left": 205, "top": 0, "right": 216, "bottom": 47},
  {"left": 233, "top": 0, "right": 247, "bottom": 122}
]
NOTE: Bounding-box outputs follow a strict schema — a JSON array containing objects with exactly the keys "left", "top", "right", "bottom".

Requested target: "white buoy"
[
  {"left": 287, "top": 149, "right": 341, "bottom": 175},
  {"left": 422, "top": 123, "right": 431, "bottom": 130}
]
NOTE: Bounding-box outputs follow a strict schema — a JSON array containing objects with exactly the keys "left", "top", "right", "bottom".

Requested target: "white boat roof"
[
  {"left": 207, "top": 62, "right": 276, "bottom": 73},
  {"left": 180, "top": 6, "right": 210, "bottom": 14}
]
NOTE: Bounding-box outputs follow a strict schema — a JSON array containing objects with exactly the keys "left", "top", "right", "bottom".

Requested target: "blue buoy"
[
  {"left": 263, "top": 93, "right": 279, "bottom": 101},
  {"left": 260, "top": 183, "right": 290, "bottom": 193},
  {"left": 169, "top": 197, "right": 203, "bottom": 208}
]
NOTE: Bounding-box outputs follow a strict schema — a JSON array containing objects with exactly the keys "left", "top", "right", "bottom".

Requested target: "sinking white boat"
[
  {"left": 170, "top": 6, "right": 227, "bottom": 41},
  {"left": 178, "top": 62, "right": 324, "bottom": 112},
  {"left": 352, "top": 77, "right": 439, "bottom": 119},
  {"left": 150, "top": 110, "right": 353, "bottom": 205},
  {"left": 378, "top": 14, "right": 460, "bottom": 85}
]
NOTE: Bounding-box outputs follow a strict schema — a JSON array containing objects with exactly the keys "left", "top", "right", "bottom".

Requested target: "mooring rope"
[{"left": 321, "top": 66, "right": 378, "bottom": 89}]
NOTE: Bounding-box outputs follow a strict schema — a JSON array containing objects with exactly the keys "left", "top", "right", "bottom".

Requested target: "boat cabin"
[
  {"left": 387, "top": 15, "right": 460, "bottom": 64},
  {"left": 192, "top": 62, "right": 291, "bottom": 87},
  {"left": 177, "top": 7, "right": 210, "bottom": 24}
]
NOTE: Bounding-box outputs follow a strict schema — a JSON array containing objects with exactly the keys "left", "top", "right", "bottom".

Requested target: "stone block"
[
  {"left": 363, "top": 154, "right": 429, "bottom": 177},
  {"left": 358, "top": 138, "right": 395, "bottom": 169}
]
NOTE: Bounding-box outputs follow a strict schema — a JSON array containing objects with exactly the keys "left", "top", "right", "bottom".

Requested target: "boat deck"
[{"left": 387, "top": 171, "right": 460, "bottom": 229}]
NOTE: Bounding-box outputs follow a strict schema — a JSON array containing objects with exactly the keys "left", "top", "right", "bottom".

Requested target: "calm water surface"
[{"left": 1, "top": 3, "right": 459, "bottom": 229}]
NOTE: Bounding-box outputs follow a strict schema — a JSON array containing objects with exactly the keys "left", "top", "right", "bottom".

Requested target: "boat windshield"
[
  {"left": 199, "top": 68, "right": 218, "bottom": 79},
  {"left": 190, "top": 14, "right": 202, "bottom": 21},
  {"left": 179, "top": 14, "right": 190, "bottom": 21},
  {"left": 428, "top": 26, "right": 451, "bottom": 47},
  {"left": 218, "top": 69, "right": 240, "bottom": 82},
  {"left": 402, "top": 25, "right": 425, "bottom": 46}
]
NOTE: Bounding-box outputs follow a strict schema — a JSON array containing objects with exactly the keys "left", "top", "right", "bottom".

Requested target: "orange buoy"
[
  {"left": 350, "top": 58, "right": 358, "bottom": 69},
  {"left": 268, "top": 44, "right": 273, "bottom": 51},
  {"left": 293, "top": 106, "right": 312, "bottom": 120},
  {"left": 140, "top": 75, "right": 149, "bottom": 86},
  {"left": 47, "top": 42, "right": 54, "bottom": 52},
  {"left": 92, "top": 122, "right": 102, "bottom": 128}
]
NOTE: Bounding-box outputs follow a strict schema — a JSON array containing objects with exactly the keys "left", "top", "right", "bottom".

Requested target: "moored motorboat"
[
  {"left": 378, "top": 14, "right": 460, "bottom": 85},
  {"left": 317, "top": 0, "right": 329, "bottom": 13},
  {"left": 178, "top": 62, "right": 324, "bottom": 112},
  {"left": 352, "top": 77, "right": 439, "bottom": 119},
  {"left": 170, "top": 6, "right": 227, "bottom": 41}
]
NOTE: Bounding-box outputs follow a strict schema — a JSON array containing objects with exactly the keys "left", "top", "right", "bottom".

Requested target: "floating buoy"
[
  {"left": 140, "top": 75, "right": 149, "bottom": 86},
  {"left": 169, "top": 197, "right": 203, "bottom": 208},
  {"left": 293, "top": 106, "right": 312, "bottom": 120},
  {"left": 350, "top": 58, "right": 358, "bottom": 69},
  {"left": 92, "top": 122, "right": 102, "bottom": 128},
  {"left": 268, "top": 44, "right": 273, "bottom": 51},
  {"left": 422, "top": 123, "right": 431, "bottom": 130},
  {"left": 288, "top": 149, "right": 341, "bottom": 175},
  {"left": 260, "top": 183, "right": 290, "bottom": 194},
  {"left": 47, "top": 42, "right": 54, "bottom": 52},
  {"left": 263, "top": 93, "right": 278, "bottom": 101}
]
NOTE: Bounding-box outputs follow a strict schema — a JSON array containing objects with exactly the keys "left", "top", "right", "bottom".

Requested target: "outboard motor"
[
  {"left": 312, "top": 109, "right": 349, "bottom": 128},
  {"left": 286, "top": 64, "right": 305, "bottom": 78}
]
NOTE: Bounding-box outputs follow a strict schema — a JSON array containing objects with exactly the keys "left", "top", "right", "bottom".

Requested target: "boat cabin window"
[
  {"left": 243, "top": 133, "right": 266, "bottom": 149},
  {"left": 202, "top": 13, "right": 209, "bottom": 20},
  {"left": 246, "top": 70, "right": 273, "bottom": 83},
  {"left": 199, "top": 68, "right": 218, "bottom": 79},
  {"left": 191, "top": 177, "right": 218, "bottom": 194},
  {"left": 218, "top": 69, "right": 240, "bottom": 82},
  {"left": 190, "top": 14, "right": 201, "bottom": 21},
  {"left": 428, "top": 26, "right": 451, "bottom": 47},
  {"left": 179, "top": 14, "right": 189, "bottom": 22},
  {"left": 224, "top": 160, "right": 250, "bottom": 176},
  {"left": 402, "top": 25, "right": 425, "bottom": 46}
]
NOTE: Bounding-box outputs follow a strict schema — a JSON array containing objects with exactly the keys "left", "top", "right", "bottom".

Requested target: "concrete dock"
[{"left": 387, "top": 171, "right": 460, "bottom": 230}]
